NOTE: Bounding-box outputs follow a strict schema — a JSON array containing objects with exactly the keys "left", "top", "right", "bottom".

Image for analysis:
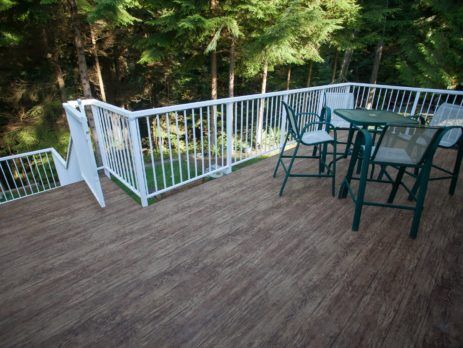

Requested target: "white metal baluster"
[
  {"left": 225, "top": 101, "right": 233, "bottom": 174},
  {"left": 206, "top": 107, "right": 212, "bottom": 171},
  {"left": 240, "top": 101, "right": 245, "bottom": 161},
  {"left": 269, "top": 96, "right": 275, "bottom": 148},
  {"left": 279, "top": 94, "right": 289, "bottom": 148},
  {"left": 250, "top": 99, "right": 255, "bottom": 153},
  {"left": 165, "top": 112, "right": 175, "bottom": 185},
  {"left": 212, "top": 105, "right": 219, "bottom": 169},
  {"left": 155, "top": 115, "right": 167, "bottom": 189},
  {"left": 0, "top": 162, "right": 14, "bottom": 198},
  {"left": 146, "top": 116, "right": 158, "bottom": 193},
  {"left": 91, "top": 106, "right": 110, "bottom": 177},
  {"left": 360, "top": 86, "right": 367, "bottom": 108},
  {"left": 174, "top": 112, "right": 183, "bottom": 182},
  {"left": 106, "top": 111, "right": 125, "bottom": 183},
  {"left": 183, "top": 110, "right": 191, "bottom": 180},
  {"left": 233, "top": 102, "right": 238, "bottom": 163},
  {"left": 199, "top": 107, "right": 205, "bottom": 174},
  {"left": 405, "top": 91, "right": 414, "bottom": 115},
  {"left": 392, "top": 90, "right": 400, "bottom": 112},
  {"left": 44, "top": 153, "right": 57, "bottom": 188},
  {"left": 37, "top": 153, "right": 51, "bottom": 189},
  {"left": 32, "top": 154, "right": 45, "bottom": 190},
  {"left": 0, "top": 177, "right": 6, "bottom": 200},
  {"left": 119, "top": 117, "right": 136, "bottom": 187},
  {"left": 263, "top": 98, "right": 270, "bottom": 152},
  {"left": 12, "top": 159, "right": 27, "bottom": 195},
  {"left": 244, "top": 100, "right": 249, "bottom": 155},
  {"left": 128, "top": 117, "right": 148, "bottom": 206},
  {"left": 418, "top": 92, "right": 428, "bottom": 115},
  {"left": 191, "top": 109, "right": 198, "bottom": 177},
  {"left": 98, "top": 109, "right": 116, "bottom": 174},
  {"left": 425, "top": 93, "right": 435, "bottom": 118},
  {"left": 19, "top": 158, "right": 33, "bottom": 194},
  {"left": 25, "top": 156, "right": 38, "bottom": 193},
  {"left": 124, "top": 117, "right": 138, "bottom": 188},
  {"left": 220, "top": 104, "right": 224, "bottom": 167}
]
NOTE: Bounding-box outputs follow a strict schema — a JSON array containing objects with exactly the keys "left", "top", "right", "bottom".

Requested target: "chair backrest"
[
  {"left": 372, "top": 125, "right": 442, "bottom": 166},
  {"left": 319, "top": 92, "right": 355, "bottom": 128},
  {"left": 429, "top": 102, "right": 463, "bottom": 147},
  {"left": 282, "top": 101, "right": 300, "bottom": 140}
]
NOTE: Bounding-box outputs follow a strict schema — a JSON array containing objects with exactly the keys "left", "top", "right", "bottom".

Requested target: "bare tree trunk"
[
  {"left": 67, "top": 0, "right": 104, "bottom": 165},
  {"left": 370, "top": 40, "right": 383, "bottom": 85},
  {"left": 286, "top": 66, "right": 291, "bottom": 90},
  {"left": 256, "top": 61, "right": 268, "bottom": 147},
  {"left": 90, "top": 26, "right": 106, "bottom": 101},
  {"left": 68, "top": 0, "right": 91, "bottom": 98},
  {"left": 331, "top": 48, "right": 339, "bottom": 83},
  {"left": 338, "top": 49, "right": 353, "bottom": 82},
  {"left": 54, "top": 62, "right": 67, "bottom": 103},
  {"left": 228, "top": 40, "right": 235, "bottom": 97},
  {"left": 306, "top": 61, "right": 313, "bottom": 87},
  {"left": 42, "top": 28, "right": 67, "bottom": 103},
  {"left": 367, "top": 40, "right": 384, "bottom": 108}
]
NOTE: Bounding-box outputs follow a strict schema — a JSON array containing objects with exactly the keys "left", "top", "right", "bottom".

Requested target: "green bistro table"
[{"left": 333, "top": 109, "right": 419, "bottom": 158}]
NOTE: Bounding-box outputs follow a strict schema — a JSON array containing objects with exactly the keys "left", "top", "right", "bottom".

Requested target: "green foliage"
[{"left": 1, "top": 0, "right": 462, "bottom": 160}]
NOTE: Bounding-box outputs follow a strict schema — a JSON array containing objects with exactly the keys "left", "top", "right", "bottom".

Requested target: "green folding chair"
[
  {"left": 338, "top": 124, "right": 457, "bottom": 239},
  {"left": 273, "top": 101, "right": 337, "bottom": 196}
]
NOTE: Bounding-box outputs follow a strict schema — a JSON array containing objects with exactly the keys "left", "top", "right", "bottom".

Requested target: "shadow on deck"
[{"left": 0, "top": 147, "right": 462, "bottom": 347}]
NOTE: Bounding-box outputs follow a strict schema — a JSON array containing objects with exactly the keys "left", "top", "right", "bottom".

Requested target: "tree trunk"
[
  {"left": 367, "top": 40, "right": 384, "bottom": 108},
  {"left": 67, "top": 0, "right": 104, "bottom": 165},
  {"left": 68, "top": 0, "right": 92, "bottom": 98},
  {"left": 370, "top": 40, "right": 383, "bottom": 85},
  {"left": 90, "top": 26, "right": 106, "bottom": 101},
  {"left": 306, "top": 61, "right": 313, "bottom": 87},
  {"left": 331, "top": 48, "right": 339, "bottom": 83},
  {"left": 338, "top": 48, "right": 353, "bottom": 81},
  {"left": 54, "top": 62, "right": 67, "bottom": 103},
  {"left": 42, "top": 28, "right": 67, "bottom": 103},
  {"left": 286, "top": 66, "right": 291, "bottom": 90},
  {"left": 256, "top": 61, "right": 268, "bottom": 147},
  {"left": 228, "top": 40, "right": 235, "bottom": 97}
]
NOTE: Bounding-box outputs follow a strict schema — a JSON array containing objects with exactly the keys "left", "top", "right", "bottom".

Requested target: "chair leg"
[
  {"left": 339, "top": 136, "right": 362, "bottom": 199},
  {"left": 387, "top": 167, "right": 406, "bottom": 203},
  {"left": 449, "top": 141, "right": 463, "bottom": 195},
  {"left": 344, "top": 127, "right": 355, "bottom": 158},
  {"left": 320, "top": 143, "right": 328, "bottom": 174},
  {"left": 352, "top": 153, "right": 370, "bottom": 231},
  {"left": 331, "top": 141, "right": 337, "bottom": 197},
  {"left": 273, "top": 135, "right": 288, "bottom": 178},
  {"left": 279, "top": 142, "right": 300, "bottom": 196},
  {"left": 312, "top": 145, "right": 318, "bottom": 157},
  {"left": 410, "top": 166, "right": 431, "bottom": 239}
]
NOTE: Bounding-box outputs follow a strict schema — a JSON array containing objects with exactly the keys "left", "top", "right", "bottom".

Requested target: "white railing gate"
[{"left": 63, "top": 102, "right": 105, "bottom": 208}]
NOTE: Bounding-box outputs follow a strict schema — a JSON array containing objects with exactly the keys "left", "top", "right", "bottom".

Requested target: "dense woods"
[{"left": 0, "top": 0, "right": 462, "bottom": 156}]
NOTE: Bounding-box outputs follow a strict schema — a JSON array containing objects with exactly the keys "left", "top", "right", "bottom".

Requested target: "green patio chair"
[
  {"left": 317, "top": 91, "right": 356, "bottom": 159},
  {"left": 273, "top": 102, "right": 337, "bottom": 196},
  {"left": 338, "top": 124, "right": 458, "bottom": 239},
  {"left": 413, "top": 102, "right": 463, "bottom": 195}
]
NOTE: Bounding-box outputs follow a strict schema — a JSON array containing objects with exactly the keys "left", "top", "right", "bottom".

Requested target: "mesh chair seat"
[
  {"left": 373, "top": 147, "right": 417, "bottom": 166},
  {"left": 301, "top": 130, "right": 334, "bottom": 145}
]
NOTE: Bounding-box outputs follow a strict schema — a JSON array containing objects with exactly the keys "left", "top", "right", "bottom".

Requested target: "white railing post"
[
  {"left": 279, "top": 94, "right": 289, "bottom": 148},
  {"left": 410, "top": 91, "right": 421, "bottom": 116},
  {"left": 128, "top": 118, "right": 148, "bottom": 207},
  {"left": 91, "top": 105, "right": 110, "bottom": 178},
  {"left": 225, "top": 101, "right": 234, "bottom": 174}
]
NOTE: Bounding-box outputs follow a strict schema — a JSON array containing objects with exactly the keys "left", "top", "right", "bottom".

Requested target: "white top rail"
[
  {"left": 68, "top": 82, "right": 463, "bottom": 121},
  {"left": 350, "top": 82, "right": 463, "bottom": 96},
  {"left": 0, "top": 148, "right": 55, "bottom": 161}
]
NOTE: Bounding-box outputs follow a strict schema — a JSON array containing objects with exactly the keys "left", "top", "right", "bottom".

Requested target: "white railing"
[
  {"left": 4, "top": 82, "right": 461, "bottom": 207},
  {"left": 0, "top": 144, "right": 84, "bottom": 204}
]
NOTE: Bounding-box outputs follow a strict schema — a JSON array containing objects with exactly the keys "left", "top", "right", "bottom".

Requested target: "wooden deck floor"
[{"left": 0, "top": 147, "right": 462, "bottom": 347}]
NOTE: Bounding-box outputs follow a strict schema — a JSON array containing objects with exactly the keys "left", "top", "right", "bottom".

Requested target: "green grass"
[{"left": 111, "top": 154, "right": 273, "bottom": 206}]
